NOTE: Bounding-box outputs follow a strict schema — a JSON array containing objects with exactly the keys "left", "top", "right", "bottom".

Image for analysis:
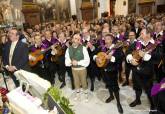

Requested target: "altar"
[{"left": 5, "top": 70, "right": 73, "bottom": 114}]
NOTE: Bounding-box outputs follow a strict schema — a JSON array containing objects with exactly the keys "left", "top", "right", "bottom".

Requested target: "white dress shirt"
[
  {"left": 9, "top": 40, "right": 18, "bottom": 65},
  {"left": 65, "top": 46, "right": 90, "bottom": 68}
]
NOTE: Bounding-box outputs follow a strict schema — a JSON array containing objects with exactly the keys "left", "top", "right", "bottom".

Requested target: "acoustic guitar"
[
  {"left": 51, "top": 44, "right": 65, "bottom": 63},
  {"left": 132, "top": 43, "right": 159, "bottom": 65},
  {"left": 96, "top": 42, "right": 123, "bottom": 67},
  {"left": 132, "top": 36, "right": 163, "bottom": 65},
  {"left": 29, "top": 43, "right": 59, "bottom": 67}
]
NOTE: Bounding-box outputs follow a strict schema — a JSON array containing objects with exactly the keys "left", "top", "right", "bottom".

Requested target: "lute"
[
  {"left": 96, "top": 41, "right": 123, "bottom": 67},
  {"left": 132, "top": 36, "right": 164, "bottom": 65}
]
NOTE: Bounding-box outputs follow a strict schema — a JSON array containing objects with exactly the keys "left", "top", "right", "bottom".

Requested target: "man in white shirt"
[{"left": 65, "top": 33, "right": 90, "bottom": 101}]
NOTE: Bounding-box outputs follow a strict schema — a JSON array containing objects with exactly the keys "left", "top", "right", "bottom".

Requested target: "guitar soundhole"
[{"left": 22, "top": 84, "right": 26, "bottom": 92}]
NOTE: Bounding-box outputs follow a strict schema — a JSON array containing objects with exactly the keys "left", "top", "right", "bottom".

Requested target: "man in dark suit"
[
  {"left": 3, "top": 28, "right": 29, "bottom": 87},
  {"left": 131, "top": 22, "right": 142, "bottom": 38}
]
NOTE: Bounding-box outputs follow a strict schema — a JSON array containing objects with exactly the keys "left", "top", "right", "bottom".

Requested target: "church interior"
[{"left": 0, "top": 0, "right": 165, "bottom": 114}]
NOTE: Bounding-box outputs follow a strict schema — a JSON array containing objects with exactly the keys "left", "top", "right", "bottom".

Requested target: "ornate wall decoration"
[{"left": 128, "top": 0, "right": 136, "bottom": 14}]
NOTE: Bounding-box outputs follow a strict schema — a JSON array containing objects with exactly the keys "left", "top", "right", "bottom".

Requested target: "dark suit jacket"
[
  {"left": 3, "top": 40, "right": 30, "bottom": 70},
  {"left": 131, "top": 27, "right": 142, "bottom": 38}
]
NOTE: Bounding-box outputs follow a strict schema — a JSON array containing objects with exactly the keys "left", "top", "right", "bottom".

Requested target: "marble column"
[
  {"left": 69, "top": 0, "right": 77, "bottom": 16},
  {"left": 75, "top": 0, "right": 82, "bottom": 21}
]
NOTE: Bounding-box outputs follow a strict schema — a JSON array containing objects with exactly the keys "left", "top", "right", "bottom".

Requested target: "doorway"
[{"left": 109, "top": 0, "right": 116, "bottom": 16}]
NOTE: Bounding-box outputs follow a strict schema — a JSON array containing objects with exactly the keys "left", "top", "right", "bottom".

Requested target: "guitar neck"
[
  {"left": 105, "top": 42, "right": 123, "bottom": 54},
  {"left": 106, "top": 48, "right": 113, "bottom": 54},
  {"left": 144, "top": 40, "right": 160, "bottom": 53},
  {"left": 43, "top": 46, "right": 52, "bottom": 53},
  {"left": 41, "top": 43, "right": 59, "bottom": 54}
]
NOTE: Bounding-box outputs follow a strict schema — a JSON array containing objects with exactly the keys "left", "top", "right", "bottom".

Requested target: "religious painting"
[
  {"left": 45, "top": 5, "right": 54, "bottom": 21},
  {"left": 56, "top": 0, "right": 70, "bottom": 21},
  {"left": 42, "top": 0, "right": 70, "bottom": 22},
  {"left": 128, "top": 0, "right": 136, "bottom": 14},
  {"left": 139, "top": 4, "right": 152, "bottom": 16}
]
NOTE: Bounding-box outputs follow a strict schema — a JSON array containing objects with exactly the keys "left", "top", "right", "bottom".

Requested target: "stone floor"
[
  {"left": 0, "top": 73, "right": 151, "bottom": 114},
  {"left": 55, "top": 76, "right": 150, "bottom": 114}
]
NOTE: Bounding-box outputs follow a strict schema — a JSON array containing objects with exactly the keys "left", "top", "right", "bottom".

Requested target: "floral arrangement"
[{"left": 44, "top": 87, "right": 75, "bottom": 114}]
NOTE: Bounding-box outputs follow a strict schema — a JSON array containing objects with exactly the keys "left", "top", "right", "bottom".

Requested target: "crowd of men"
[{"left": 1, "top": 13, "right": 165, "bottom": 114}]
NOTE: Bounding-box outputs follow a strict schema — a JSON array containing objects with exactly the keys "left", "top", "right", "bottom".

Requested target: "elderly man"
[
  {"left": 126, "top": 29, "right": 155, "bottom": 113},
  {"left": 65, "top": 33, "right": 90, "bottom": 101}
]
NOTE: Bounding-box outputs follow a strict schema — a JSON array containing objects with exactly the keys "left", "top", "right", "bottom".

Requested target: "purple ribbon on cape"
[
  {"left": 136, "top": 41, "right": 142, "bottom": 50},
  {"left": 151, "top": 77, "right": 165, "bottom": 96}
]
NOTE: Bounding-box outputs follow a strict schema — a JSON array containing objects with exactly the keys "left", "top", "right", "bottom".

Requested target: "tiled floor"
[
  {"left": 56, "top": 77, "right": 150, "bottom": 114},
  {"left": 0, "top": 73, "right": 150, "bottom": 114}
]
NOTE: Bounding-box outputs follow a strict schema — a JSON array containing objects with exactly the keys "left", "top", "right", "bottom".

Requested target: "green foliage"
[{"left": 45, "top": 87, "right": 75, "bottom": 114}]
